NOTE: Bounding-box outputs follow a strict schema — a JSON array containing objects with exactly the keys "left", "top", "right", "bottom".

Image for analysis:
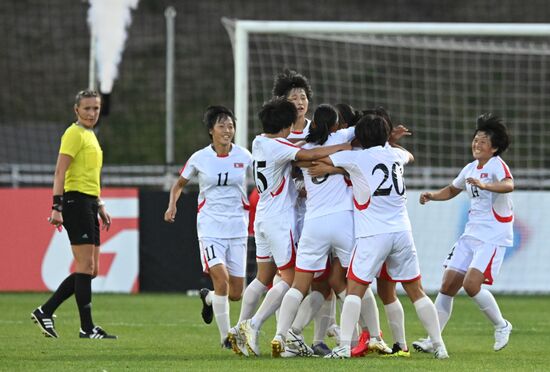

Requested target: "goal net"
[{"left": 223, "top": 20, "right": 550, "bottom": 190}]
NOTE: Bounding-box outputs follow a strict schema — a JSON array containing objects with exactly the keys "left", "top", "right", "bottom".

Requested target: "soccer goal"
[{"left": 222, "top": 19, "right": 550, "bottom": 189}]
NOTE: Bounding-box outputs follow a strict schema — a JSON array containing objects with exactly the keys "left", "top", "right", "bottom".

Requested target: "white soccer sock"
[
  {"left": 239, "top": 278, "right": 267, "bottom": 322},
  {"left": 311, "top": 293, "right": 332, "bottom": 343},
  {"left": 205, "top": 290, "right": 213, "bottom": 306},
  {"left": 384, "top": 299, "right": 407, "bottom": 349},
  {"left": 276, "top": 288, "right": 303, "bottom": 336},
  {"left": 413, "top": 296, "right": 443, "bottom": 347},
  {"left": 292, "top": 290, "right": 324, "bottom": 335},
  {"left": 250, "top": 281, "right": 290, "bottom": 330},
  {"left": 212, "top": 294, "right": 230, "bottom": 343},
  {"left": 273, "top": 274, "right": 283, "bottom": 322},
  {"left": 337, "top": 290, "right": 346, "bottom": 303},
  {"left": 472, "top": 289, "right": 506, "bottom": 328},
  {"left": 329, "top": 293, "right": 337, "bottom": 326},
  {"left": 434, "top": 292, "right": 454, "bottom": 332},
  {"left": 339, "top": 295, "right": 362, "bottom": 348},
  {"left": 361, "top": 287, "right": 381, "bottom": 338}
]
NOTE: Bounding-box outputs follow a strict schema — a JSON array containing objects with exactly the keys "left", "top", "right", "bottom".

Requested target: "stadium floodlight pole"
[
  {"left": 88, "top": 17, "right": 97, "bottom": 90},
  {"left": 165, "top": 6, "right": 176, "bottom": 166},
  {"left": 228, "top": 20, "right": 550, "bottom": 149}
]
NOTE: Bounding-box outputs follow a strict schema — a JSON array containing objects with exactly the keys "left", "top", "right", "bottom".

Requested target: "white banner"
[{"left": 406, "top": 190, "right": 550, "bottom": 294}]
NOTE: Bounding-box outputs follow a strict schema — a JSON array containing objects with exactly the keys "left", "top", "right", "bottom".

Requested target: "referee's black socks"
[
  {"left": 41, "top": 273, "right": 76, "bottom": 316},
  {"left": 75, "top": 273, "right": 94, "bottom": 332}
]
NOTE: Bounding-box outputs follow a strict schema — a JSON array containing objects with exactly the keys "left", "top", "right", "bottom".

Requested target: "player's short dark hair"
[
  {"left": 362, "top": 106, "right": 393, "bottom": 131},
  {"left": 75, "top": 89, "right": 101, "bottom": 106},
  {"left": 355, "top": 114, "right": 390, "bottom": 149},
  {"left": 258, "top": 97, "right": 297, "bottom": 134},
  {"left": 475, "top": 113, "right": 510, "bottom": 156},
  {"left": 203, "top": 105, "right": 236, "bottom": 138},
  {"left": 335, "top": 103, "right": 362, "bottom": 127},
  {"left": 306, "top": 104, "right": 338, "bottom": 145},
  {"left": 272, "top": 69, "right": 313, "bottom": 99}
]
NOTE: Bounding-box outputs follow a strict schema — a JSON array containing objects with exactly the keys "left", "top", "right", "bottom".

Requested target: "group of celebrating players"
[{"left": 164, "top": 69, "right": 514, "bottom": 360}]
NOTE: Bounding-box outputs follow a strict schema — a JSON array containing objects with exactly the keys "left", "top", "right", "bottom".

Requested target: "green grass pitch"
[{"left": 1, "top": 293, "right": 548, "bottom": 371}]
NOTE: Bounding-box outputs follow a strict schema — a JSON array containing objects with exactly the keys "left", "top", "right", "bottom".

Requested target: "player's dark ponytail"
[{"left": 306, "top": 104, "right": 338, "bottom": 145}]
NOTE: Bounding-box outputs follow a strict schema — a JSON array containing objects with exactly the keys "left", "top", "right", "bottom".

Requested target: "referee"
[{"left": 31, "top": 89, "right": 116, "bottom": 339}]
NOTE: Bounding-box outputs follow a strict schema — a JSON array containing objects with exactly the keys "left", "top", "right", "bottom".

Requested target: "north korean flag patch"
[
  {"left": 480, "top": 173, "right": 488, "bottom": 178},
  {"left": 234, "top": 163, "right": 244, "bottom": 168}
]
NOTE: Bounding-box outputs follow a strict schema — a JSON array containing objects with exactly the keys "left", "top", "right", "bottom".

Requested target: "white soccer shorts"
[
  {"left": 198, "top": 237, "right": 247, "bottom": 277},
  {"left": 347, "top": 230, "right": 420, "bottom": 284},
  {"left": 296, "top": 210, "right": 354, "bottom": 273},
  {"left": 254, "top": 209, "right": 296, "bottom": 270},
  {"left": 444, "top": 235, "right": 506, "bottom": 285}
]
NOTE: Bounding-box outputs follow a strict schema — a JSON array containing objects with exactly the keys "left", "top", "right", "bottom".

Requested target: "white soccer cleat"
[
  {"left": 228, "top": 325, "right": 248, "bottom": 356},
  {"left": 286, "top": 329, "right": 315, "bottom": 356},
  {"left": 412, "top": 337, "right": 434, "bottom": 353},
  {"left": 240, "top": 319, "right": 260, "bottom": 356},
  {"left": 324, "top": 345, "right": 351, "bottom": 359},
  {"left": 434, "top": 344, "right": 449, "bottom": 359},
  {"left": 368, "top": 337, "right": 392, "bottom": 354},
  {"left": 271, "top": 334, "right": 285, "bottom": 357},
  {"left": 326, "top": 324, "right": 341, "bottom": 344},
  {"left": 494, "top": 320, "right": 512, "bottom": 351}
]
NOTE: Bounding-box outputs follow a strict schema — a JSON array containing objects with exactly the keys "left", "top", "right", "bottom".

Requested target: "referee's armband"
[
  {"left": 52, "top": 195, "right": 63, "bottom": 212},
  {"left": 97, "top": 199, "right": 106, "bottom": 207}
]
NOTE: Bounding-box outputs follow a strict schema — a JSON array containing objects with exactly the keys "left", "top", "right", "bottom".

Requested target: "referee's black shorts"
[{"left": 62, "top": 191, "right": 100, "bottom": 246}]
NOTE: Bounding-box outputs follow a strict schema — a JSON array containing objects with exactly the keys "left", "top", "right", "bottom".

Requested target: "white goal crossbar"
[{"left": 223, "top": 19, "right": 550, "bottom": 148}]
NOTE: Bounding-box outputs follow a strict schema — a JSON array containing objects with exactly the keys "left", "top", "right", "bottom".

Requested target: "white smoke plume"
[{"left": 87, "top": 0, "right": 139, "bottom": 94}]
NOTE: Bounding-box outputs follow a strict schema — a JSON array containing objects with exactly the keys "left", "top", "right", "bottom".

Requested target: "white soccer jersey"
[
  {"left": 286, "top": 119, "right": 311, "bottom": 141},
  {"left": 301, "top": 127, "right": 355, "bottom": 220},
  {"left": 252, "top": 135, "right": 300, "bottom": 221},
  {"left": 330, "top": 145, "right": 411, "bottom": 237},
  {"left": 180, "top": 144, "right": 252, "bottom": 239},
  {"left": 452, "top": 155, "right": 514, "bottom": 246}
]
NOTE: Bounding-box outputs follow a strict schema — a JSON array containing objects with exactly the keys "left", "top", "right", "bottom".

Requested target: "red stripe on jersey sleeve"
[
  {"left": 275, "top": 139, "right": 300, "bottom": 148},
  {"left": 498, "top": 159, "right": 513, "bottom": 179}
]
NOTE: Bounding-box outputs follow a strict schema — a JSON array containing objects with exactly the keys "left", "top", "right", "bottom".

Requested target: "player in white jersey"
[
  {"left": 349, "top": 107, "right": 412, "bottom": 358},
  {"left": 413, "top": 114, "right": 514, "bottom": 354},
  {"left": 271, "top": 104, "right": 373, "bottom": 357},
  {"left": 272, "top": 70, "right": 339, "bottom": 353},
  {"left": 233, "top": 97, "right": 351, "bottom": 357},
  {"left": 319, "top": 114, "right": 449, "bottom": 359},
  {"left": 164, "top": 106, "right": 252, "bottom": 349},
  {"left": 273, "top": 69, "right": 312, "bottom": 241}
]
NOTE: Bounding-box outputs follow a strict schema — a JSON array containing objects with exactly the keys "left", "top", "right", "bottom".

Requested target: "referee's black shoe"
[
  {"left": 31, "top": 307, "right": 59, "bottom": 338},
  {"left": 200, "top": 288, "right": 213, "bottom": 324},
  {"left": 79, "top": 326, "right": 117, "bottom": 339}
]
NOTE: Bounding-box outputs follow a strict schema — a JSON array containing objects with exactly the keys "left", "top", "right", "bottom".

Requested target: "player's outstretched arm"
[
  {"left": 295, "top": 142, "right": 351, "bottom": 161},
  {"left": 307, "top": 161, "right": 347, "bottom": 178},
  {"left": 164, "top": 176, "right": 189, "bottom": 223},
  {"left": 419, "top": 184, "right": 461, "bottom": 204}
]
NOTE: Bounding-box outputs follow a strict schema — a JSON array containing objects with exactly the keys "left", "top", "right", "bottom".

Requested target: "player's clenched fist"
[{"left": 419, "top": 192, "right": 433, "bottom": 205}]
